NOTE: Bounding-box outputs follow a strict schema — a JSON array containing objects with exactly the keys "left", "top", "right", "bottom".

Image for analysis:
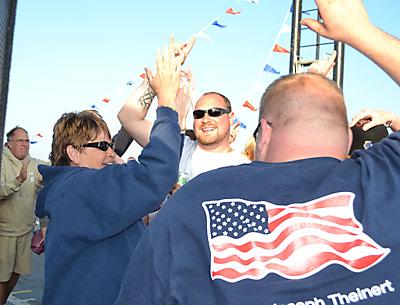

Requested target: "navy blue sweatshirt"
[
  {"left": 115, "top": 132, "right": 400, "bottom": 305},
  {"left": 35, "top": 107, "right": 181, "bottom": 305}
]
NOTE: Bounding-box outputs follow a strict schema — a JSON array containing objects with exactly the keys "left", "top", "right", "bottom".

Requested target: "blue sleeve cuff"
[{"left": 156, "top": 106, "right": 178, "bottom": 122}]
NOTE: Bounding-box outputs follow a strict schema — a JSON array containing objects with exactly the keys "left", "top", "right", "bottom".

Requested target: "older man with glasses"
[{"left": 0, "top": 126, "right": 47, "bottom": 305}]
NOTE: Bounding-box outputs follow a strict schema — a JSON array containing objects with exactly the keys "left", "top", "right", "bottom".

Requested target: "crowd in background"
[{"left": 1, "top": 0, "right": 400, "bottom": 304}]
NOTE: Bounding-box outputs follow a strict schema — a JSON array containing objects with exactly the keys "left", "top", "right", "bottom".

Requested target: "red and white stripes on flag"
[{"left": 202, "top": 193, "right": 390, "bottom": 283}]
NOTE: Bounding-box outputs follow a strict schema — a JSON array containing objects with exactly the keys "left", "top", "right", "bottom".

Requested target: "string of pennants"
[
  {"left": 29, "top": 133, "right": 43, "bottom": 145},
  {"left": 32, "top": 1, "right": 312, "bottom": 143}
]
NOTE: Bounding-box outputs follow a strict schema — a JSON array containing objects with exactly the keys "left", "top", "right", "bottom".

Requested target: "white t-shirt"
[{"left": 191, "top": 146, "right": 250, "bottom": 179}]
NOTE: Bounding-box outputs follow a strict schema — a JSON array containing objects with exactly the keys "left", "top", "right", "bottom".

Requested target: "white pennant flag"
[{"left": 281, "top": 23, "right": 291, "bottom": 34}]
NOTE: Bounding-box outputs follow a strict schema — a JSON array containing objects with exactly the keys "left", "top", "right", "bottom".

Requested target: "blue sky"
[{"left": 5, "top": 0, "right": 400, "bottom": 160}]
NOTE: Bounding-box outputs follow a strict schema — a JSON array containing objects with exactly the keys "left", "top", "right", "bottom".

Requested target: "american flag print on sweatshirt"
[{"left": 202, "top": 192, "right": 390, "bottom": 283}]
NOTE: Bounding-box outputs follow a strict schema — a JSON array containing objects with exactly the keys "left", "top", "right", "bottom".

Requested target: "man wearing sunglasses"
[
  {"left": 115, "top": 1, "right": 400, "bottom": 305},
  {"left": 0, "top": 126, "right": 47, "bottom": 304},
  {"left": 186, "top": 91, "right": 249, "bottom": 179},
  {"left": 118, "top": 86, "right": 249, "bottom": 185}
]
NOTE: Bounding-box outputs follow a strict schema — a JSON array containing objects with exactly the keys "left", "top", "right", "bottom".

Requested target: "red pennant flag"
[
  {"left": 139, "top": 73, "right": 145, "bottom": 79},
  {"left": 243, "top": 100, "right": 257, "bottom": 111},
  {"left": 273, "top": 44, "right": 289, "bottom": 53},
  {"left": 102, "top": 97, "right": 110, "bottom": 103},
  {"left": 226, "top": 8, "right": 241, "bottom": 15}
]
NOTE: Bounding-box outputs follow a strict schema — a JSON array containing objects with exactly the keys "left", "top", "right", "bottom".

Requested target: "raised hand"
[
  {"left": 300, "top": 0, "right": 371, "bottom": 44},
  {"left": 350, "top": 109, "right": 398, "bottom": 131},
  {"left": 176, "top": 69, "right": 195, "bottom": 130},
  {"left": 301, "top": 0, "right": 400, "bottom": 85},
  {"left": 307, "top": 51, "right": 337, "bottom": 77},
  {"left": 174, "top": 36, "right": 196, "bottom": 65},
  {"left": 145, "top": 35, "right": 182, "bottom": 110}
]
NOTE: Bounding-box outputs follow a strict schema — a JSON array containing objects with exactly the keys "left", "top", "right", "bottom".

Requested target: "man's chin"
[
  {"left": 197, "top": 136, "right": 218, "bottom": 146},
  {"left": 17, "top": 153, "right": 28, "bottom": 160},
  {"left": 198, "top": 138, "right": 224, "bottom": 148}
]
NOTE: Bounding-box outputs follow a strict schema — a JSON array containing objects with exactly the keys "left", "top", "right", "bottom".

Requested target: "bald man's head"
[{"left": 259, "top": 73, "right": 348, "bottom": 135}]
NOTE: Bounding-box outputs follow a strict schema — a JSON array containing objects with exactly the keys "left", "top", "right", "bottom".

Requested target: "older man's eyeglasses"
[
  {"left": 82, "top": 141, "right": 113, "bottom": 152},
  {"left": 253, "top": 120, "right": 273, "bottom": 140},
  {"left": 8, "top": 139, "right": 30, "bottom": 144},
  {"left": 193, "top": 108, "right": 230, "bottom": 119}
]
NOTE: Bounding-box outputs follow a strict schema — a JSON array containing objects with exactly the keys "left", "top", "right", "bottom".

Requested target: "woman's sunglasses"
[
  {"left": 82, "top": 141, "right": 113, "bottom": 152},
  {"left": 193, "top": 108, "right": 230, "bottom": 119}
]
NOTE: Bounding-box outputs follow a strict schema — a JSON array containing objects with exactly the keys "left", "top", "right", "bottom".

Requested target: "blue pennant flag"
[
  {"left": 263, "top": 64, "right": 280, "bottom": 74},
  {"left": 212, "top": 20, "right": 227, "bottom": 28},
  {"left": 233, "top": 118, "right": 247, "bottom": 129}
]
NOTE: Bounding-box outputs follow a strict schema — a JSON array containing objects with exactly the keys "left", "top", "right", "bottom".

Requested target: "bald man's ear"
[
  {"left": 255, "top": 119, "right": 272, "bottom": 161},
  {"left": 347, "top": 127, "right": 353, "bottom": 155},
  {"left": 66, "top": 145, "right": 80, "bottom": 165}
]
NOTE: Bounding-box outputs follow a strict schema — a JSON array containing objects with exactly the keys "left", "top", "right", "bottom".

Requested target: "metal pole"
[
  {"left": 315, "top": 12, "right": 321, "bottom": 60},
  {"left": 0, "top": 0, "right": 18, "bottom": 163},
  {"left": 289, "top": 0, "right": 302, "bottom": 74},
  {"left": 333, "top": 41, "right": 345, "bottom": 89}
]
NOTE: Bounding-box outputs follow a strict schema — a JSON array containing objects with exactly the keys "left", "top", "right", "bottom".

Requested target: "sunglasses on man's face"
[
  {"left": 193, "top": 108, "right": 230, "bottom": 120},
  {"left": 82, "top": 141, "right": 113, "bottom": 152}
]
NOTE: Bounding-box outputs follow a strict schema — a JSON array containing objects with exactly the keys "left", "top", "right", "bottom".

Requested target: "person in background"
[
  {"left": 112, "top": 127, "right": 133, "bottom": 158},
  {"left": 118, "top": 77, "right": 250, "bottom": 183},
  {"left": 35, "top": 36, "right": 192, "bottom": 305},
  {"left": 349, "top": 109, "right": 398, "bottom": 153},
  {"left": 242, "top": 135, "right": 256, "bottom": 161},
  {"left": 0, "top": 126, "right": 46, "bottom": 305},
  {"left": 350, "top": 124, "right": 388, "bottom": 153},
  {"left": 114, "top": 1, "right": 400, "bottom": 304},
  {"left": 117, "top": 66, "right": 249, "bottom": 226}
]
